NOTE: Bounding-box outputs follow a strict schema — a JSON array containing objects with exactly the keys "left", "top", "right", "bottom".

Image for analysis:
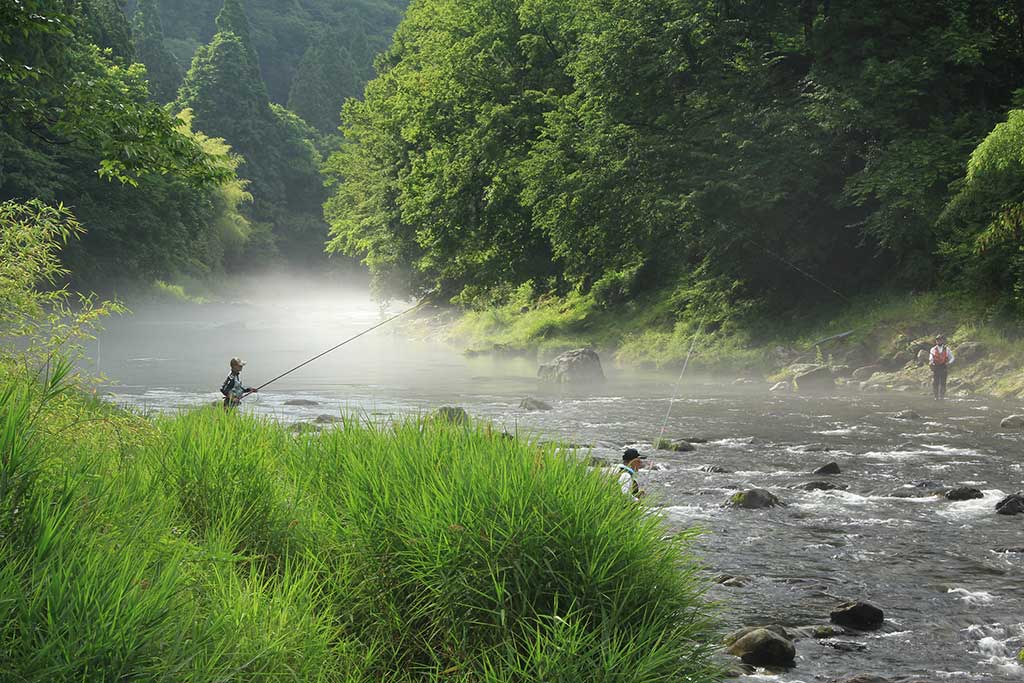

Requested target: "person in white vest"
[
  {"left": 616, "top": 448, "right": 647, "bottom": 501},
  {"left": 928, "top": 334, "right": 955, "bottom": 401}
]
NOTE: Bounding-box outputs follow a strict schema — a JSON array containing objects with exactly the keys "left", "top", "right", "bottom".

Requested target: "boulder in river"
[
  {"left": 995, "top": 493, "right": 1024, "bottom": 515},
  {"left": 537, "top": 348, "right": 605, "bottom": 385},
  {"left": 519, "top": 397, "right": 552, "bottom": 411},
  {"left": 715, "top": 574, "right": 749, "bottom": 587},
  {"left": 795, "top": 480, "right": 848, "bottom": 492},
  {"left": 893, "top": 409, "right": 921, "bottom": 420},
  {"left": 1000, "top": 415, "right": 1024, "bottom": 429},
  {"left": 726, "top": 488, "right": 785, "bottom": 509},
  {"left": 655, "top": 438, "right": 694, "bottom": 452},
  {"left": 945, "top": 486, "right": 983, "bottom": 501},
  {"left": 284, "top": 399, "right": 319, "bottom": 407},
  {"left": 433, "top": 406, "right": 469, "bottom": 424},
  {"left": 829, "top": 601, "right": 884, "bottom": 630},
  {"left": 814, "top": 461, "right": 842, "bottom": 475},
  {"left": 851, "top": 364, "right": 885, "bottom": 381},
  {"left": 770, "top": 381, "right": 792, "bottom": 393},
  {"left": 701, "top": 465, "right": 730, "bottom": 473},
  {"left": 313, "top": 414, "right": 342, "bottom": 424},
  {"left": 726, "top": 627, "right": 796, "bottom": 667},
  {"left": 793, "top": 365, "right": 835, "bottom": 392}
]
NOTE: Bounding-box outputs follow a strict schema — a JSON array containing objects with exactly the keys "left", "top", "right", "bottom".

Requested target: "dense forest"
[
  {"left": 0, "top": 0, "right": 404, "bottom": 288},
  {"left": 326, "top": 0, "right": 1024, "bottom": 326}
]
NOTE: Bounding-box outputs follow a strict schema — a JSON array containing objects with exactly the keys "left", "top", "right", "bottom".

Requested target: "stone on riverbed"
[
  {"left": 433, "top": 406, "right": 469, "bottom": 424},
  {"left": 537, "top": 348, "right": 605, "bottom": 385},
  {"left": 1000, "top": 415, "right": 1024, "bottom": 429},
  {"left": 995, "top": 493, "right": 1024, "bottom": 515},
  {"left": 725, "top": 488, "right": 785, "bottom": 509},
  {"left": 893, "top": 409, "right": 921, "bottom": 420},
  {"left": 701, "top": 465, "right": 730, "bottom": 473},
  {"left": 814, "top": 461, "right": 842, "bottom": 475},
  {"left": 793, "top": 365, "right": 835, "bottom": 392},
  {"left": 284, "top": 399, "right": 319, "bottom": 407},
  {"left": 945, "top": 486, "right": 983, "bottom": 501},
  {"left": 770, "top": 380, "right": 792, "bottom": 393},
  {"left": 829, "top": 601, "right": 884, "bottom": 630},
  {"left": 851, "top": 364, "right": 885, "bottom": 381},
  {"left": 519, "top": 397, "right": 552, "bottom": 411},
  {"left": 655, "top": 438, "right": 694, "bottom": 452},
  {"left": 795, "top": 480, "right": 848, "bottom": 491},
  {"left": 726, "top": 627, "right": 796, "bottom": 667}
]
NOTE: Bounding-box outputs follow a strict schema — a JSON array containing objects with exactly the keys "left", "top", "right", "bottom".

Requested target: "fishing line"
[
  {"left": 657, "top": 313, "right": 707, "bottom": 443},
  {"left": 244, "top": 297, "right": 431, "bottom": 397}
]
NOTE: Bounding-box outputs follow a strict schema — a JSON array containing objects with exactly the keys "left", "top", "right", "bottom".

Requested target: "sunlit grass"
[{"left": 0, "top": 373, "right": 721, "bottom": 682}]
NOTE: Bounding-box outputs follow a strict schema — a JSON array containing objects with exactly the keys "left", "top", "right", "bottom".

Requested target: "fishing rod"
[{"left": 240, "top": 296, "right": 433, "bottom": 399}]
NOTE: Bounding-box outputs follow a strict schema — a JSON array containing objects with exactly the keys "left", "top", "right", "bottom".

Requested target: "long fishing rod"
[{"left": 242, "top": 297, "right": 432, "bottom": 397}]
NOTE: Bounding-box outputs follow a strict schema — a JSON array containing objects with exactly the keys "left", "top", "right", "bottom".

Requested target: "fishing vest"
[{"left": 933, "top": 346, "right": 950, "bottom": 366}]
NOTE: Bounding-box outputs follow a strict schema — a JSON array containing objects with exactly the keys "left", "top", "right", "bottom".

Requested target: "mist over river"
[{"left": 88, "top": 285, "right": 1024, "bottom": 681}]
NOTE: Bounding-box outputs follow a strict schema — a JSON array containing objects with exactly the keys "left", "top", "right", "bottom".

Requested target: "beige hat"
[{"left": 230, "top": 357, "right": 246, "bottom": 367}]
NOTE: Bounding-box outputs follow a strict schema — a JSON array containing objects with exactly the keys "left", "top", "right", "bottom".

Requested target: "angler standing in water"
[
  {"left": 221, "top": 357, "right": 257, "bottom": 409},
  {"left": 929, "top": 334, "right": 955, "bottom": 401},
  {"left": 617, "top": 448, "right": 647, "bottom": 501}
]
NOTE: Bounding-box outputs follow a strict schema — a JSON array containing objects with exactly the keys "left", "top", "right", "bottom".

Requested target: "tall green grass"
[{"left": 0, "top": 375, "right": 720, "bottom": 682}]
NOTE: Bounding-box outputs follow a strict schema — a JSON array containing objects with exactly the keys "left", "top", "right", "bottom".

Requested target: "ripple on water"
[{"left": 948, "top": 587, "right": 998, "bottom": 605}]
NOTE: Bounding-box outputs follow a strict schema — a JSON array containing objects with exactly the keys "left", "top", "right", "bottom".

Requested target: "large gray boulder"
[
  {"left": 537, "top": 348, "right": 605, "bottom": 385},
  {"left": 726, "top": 488, "right": 785, "bottom": 509},
  {"left": 794, "top": 365, "right": 835, "bottom": 392},
  {"left": 956, "top": 341, "right": 986, "bottom": 365},
  {"left": 1000, "top": 415, "right": 1024, "bottom": 429},
  {"left": 945, "top": 486, "right": 983, "bottom": 501},
  {"left": 726, "top": 627, "right": 796, "bottom": 667},
  {"left": 851, "top": 364, "right": 884, "bottom": 381},
  {"left": 519, "top": 397, "right": 553, "bottom": 411},
  {"left": 996, "top": 493, "right": 1024, "bottom": 515}
]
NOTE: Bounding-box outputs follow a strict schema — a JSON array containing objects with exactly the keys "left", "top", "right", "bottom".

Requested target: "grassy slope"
[
  {"left": 0, "top": 373, "right": 720, "bottom": 682},
  {"left": 448, "top": 289, "right": 1024, "bottom": 399}
]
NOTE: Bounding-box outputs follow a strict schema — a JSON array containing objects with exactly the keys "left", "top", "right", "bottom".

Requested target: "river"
[{"left": 88, "top": 289, "right": 1024, "bottom": 682}]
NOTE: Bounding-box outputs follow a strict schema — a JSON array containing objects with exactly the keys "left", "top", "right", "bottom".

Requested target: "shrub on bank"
[{"left": 0, "top": 380, "right": 720, "bottom": 682}]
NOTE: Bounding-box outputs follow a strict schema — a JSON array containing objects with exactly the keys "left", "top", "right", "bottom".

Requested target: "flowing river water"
[{"left": 88, "top": 291, "right": 1024, "bottom": 682}]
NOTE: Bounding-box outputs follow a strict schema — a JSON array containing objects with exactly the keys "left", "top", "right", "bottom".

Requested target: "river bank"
[{"left": 435, "top": 290, "right": 1024, "bottom": 402}]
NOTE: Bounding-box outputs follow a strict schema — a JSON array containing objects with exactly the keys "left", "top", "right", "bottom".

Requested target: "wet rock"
[
  {"left": 795, "top": 480, "right": 848, "bottom": 492},
  {"left": 800, "top": 443, "right": 833, "bottom": 453},
  {"left": 655, "top": 438, "right": 694, "bottom": 452},
  {"left": 808, "top": 625, "right": 845, "bottom": 639},
  {"left": 733, "top": 377, "right": 759, "bottom": 386},
  {"left": 814, "top": 461, "right": 842, "bottom": 475},
  {"left": 956, "top": 341, "right": 986, "bottom": 364},
  {"left": 433, "top": 406, "right": 469, "bottom": 424},
  {"left": 888, "top": 487, "right": 941, "bottom": 499},
  {"left": 852, "top": 364, "right": 885, "bottom": 381},
  {"left": 701, "top": 465, "right": 731, "bottom": 473},
  {"left": 945, "top": 486, "right": 983, "bottom": 501},
  {"left": 721, "top": 661, "right": 756, "bottom": 678},
  {"left": 725, "top": 488, "right": 785, "bottom": 509},
  {"left": 829, "top": 601, "right": 884, "bottom": 630},
  {"left": 770, "top": 381, "right": 792, "bottom": 393},
  {"left": 819, "top": 639, "right": 867, "bottom": 652},
  {"left": 794, "top": 365, "right": 835, "bottom": 392},
  {"left": 284, "top": 399, "right": 319, "bottom": 407},
  {"left": 726, "top": 627, "right": 796, "bottom": 667},
  {"left": 519, "top": 397, "right": 552, "bottom": 411},
  {"left": 994, "top": 546, "right": 1024, "bottom": 553},
  {"left": 537, "top": 348, "right": 605, "bottom": 385},
  {"left": 1000, "top": 415, "right": 1024, "bottom": 429},
  {"left": 912, "top": 479, "right": 944, "bottom": 489},
  {"left": 715, "top": 574, "right": 749, "bottom": 587},
  {"left": 995, "top": 493, "right": 1024, "bottom": 515},
  {"left": 915, "top": 349, "right": 929, "bottom": 366},
  {"left": 889, "top": 350, "right": 914, "bottom": 368},
  {"left": 313, "top": 414, "right": 342, "bottom": 424},
  {"left": 685, "top": 437, "right": 710, "bottom": 444},
  {"left": 893, "top": 409, "right": 921, "bottom": 420}
]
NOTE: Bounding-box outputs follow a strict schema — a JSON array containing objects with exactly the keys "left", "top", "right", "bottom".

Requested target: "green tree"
[
  {"left": 132, "top": 0, "right": 182, "bottom": 103},
  {"left": 287, "top": 28, "right": 361, "bottom": 134}
]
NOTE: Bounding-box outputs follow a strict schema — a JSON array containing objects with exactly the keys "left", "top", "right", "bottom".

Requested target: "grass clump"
[{"left": 0, "top": 370, "right": 721, "bottom": 682}]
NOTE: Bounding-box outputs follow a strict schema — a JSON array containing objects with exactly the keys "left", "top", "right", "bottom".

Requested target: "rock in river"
[
  {"left": 829, "top": 601, "right": 884, "bottom": 630},
  {"left": 433, "top": 406, "right": 469, "bottom": 424},
  {"left": 995, "top": 493, "right": 1024, "bottom": 515},
  {"left": 795, "top": 480, "right": 848, "bottom": 492},
  {"left": 655, "top": 438, "right": 694, "bottom": 452},
  {"left": 519, "top": 397, "right": 552, "bottom": 411},
  {"left": 284, "top": 398, "right": 320, "bottom": 407},
  {"left": 1000, "top": 415, "right": 1024, "bottom": 429},
  {"left": 726, "top": 488, "right": 785, "bottom": 509},
  {"left": 851, "top": 364, "right": 884, "bottom": 381},
  {"left": 794, "top": 365, "right": 835, "bottom": 392},
  {"left": 537, "top": 348, "right": 605, "bottom": 385},
  {"left": 945, "top": 486, "right": 983, "bottom": 501},
  {"left": 726, "top": 627, "right": 796, "bottom": 667},
  {"left": 814, "top": 461, "right": 842, "bottom": 475},
  {"left": 701, "top": 465, "right": 730, "bottom": 473},
  {"left": 893, "top": 409, "right": 921, "bottom": 420}
]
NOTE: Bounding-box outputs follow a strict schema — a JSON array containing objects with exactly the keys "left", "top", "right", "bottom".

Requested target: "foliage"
[
  {"left": 286, "top": 27, "right": 363, "bottom": 134},
  {"left": 327, "top": 0, "right": 1024, "bottom": 324},
  {"left": 0, "top": 200, "right": 125, "bottom": 366},
  {"left": 131, "top": 0, "right": 181, "bottom": 103},
  {"left": 0, "top": 381, "right": 721, "bottom": 681}
]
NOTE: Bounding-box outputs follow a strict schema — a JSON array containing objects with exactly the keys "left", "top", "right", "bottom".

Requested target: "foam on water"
[{"left": 948, "top": 587, "right": 999, "bottom": 605}]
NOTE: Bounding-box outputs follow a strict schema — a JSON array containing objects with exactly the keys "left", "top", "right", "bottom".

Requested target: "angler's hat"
[
  {"left": 230, "top": 357, "right": 247, "bottom": 367},
  {"left": 622, "top": 447, "right": 646, "bottom": 464}
]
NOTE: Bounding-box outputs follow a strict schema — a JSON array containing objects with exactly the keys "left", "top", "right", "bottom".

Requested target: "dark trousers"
[{"left": 931, "top": 365, "right": 948, "bottom": 400}]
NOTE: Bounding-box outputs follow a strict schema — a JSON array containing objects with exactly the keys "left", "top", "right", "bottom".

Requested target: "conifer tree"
[
  {"left": 214, "top": 0, "right": 263, "bottom": 88},
  {"left": 132, "top": 0, "right": 182, "bottom": 103},
  {"left": 287, "top": 29, "right": 360, "bottom": 134},
  {"left": 77, "top": 0, "right": 134, "bottom": 61}
]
